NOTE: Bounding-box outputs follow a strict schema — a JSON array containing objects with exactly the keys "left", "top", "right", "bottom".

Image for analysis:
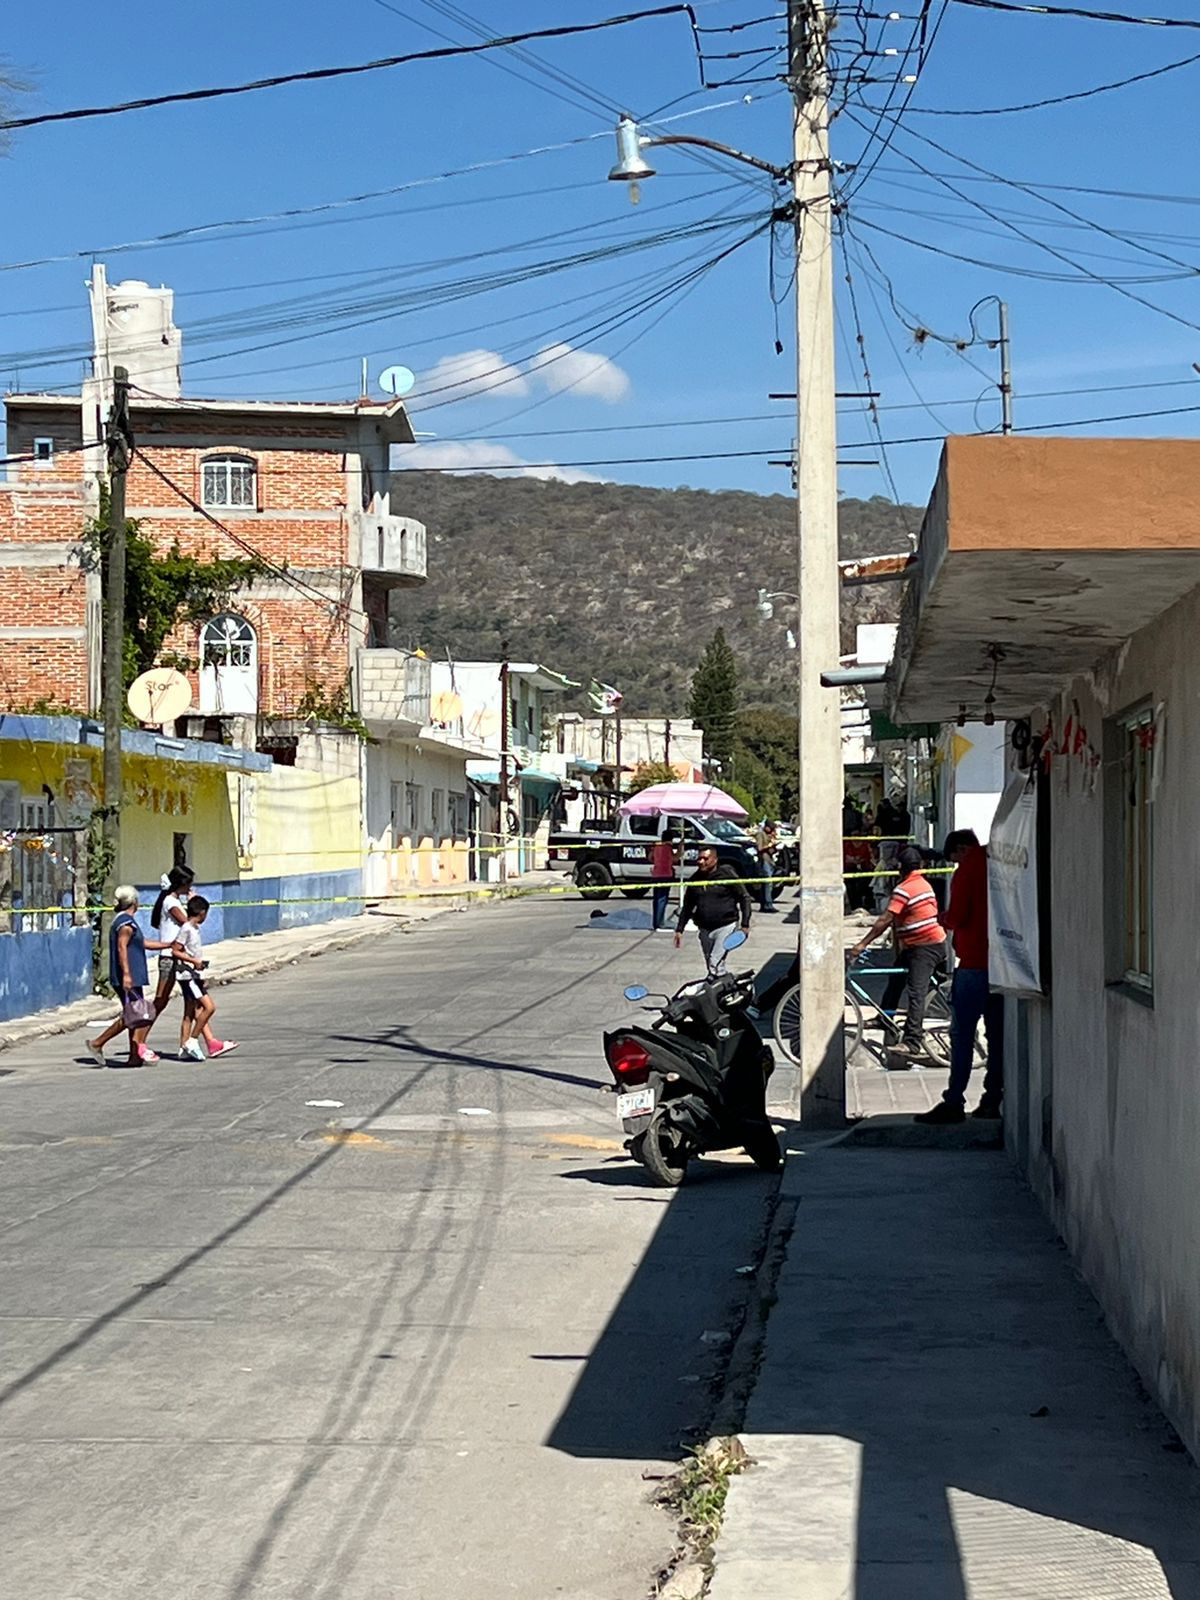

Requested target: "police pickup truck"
[{"left": 548, "top": 812, "right": 763, "bottom": 901}]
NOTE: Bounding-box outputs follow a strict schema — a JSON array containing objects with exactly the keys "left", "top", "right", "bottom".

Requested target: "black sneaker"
[
  {"left": 973, "top": 1099, "right": 1003, "bottom": 1119},
  {"left": 914, "top": 1101, "right": 965, "bottom": 1125}
]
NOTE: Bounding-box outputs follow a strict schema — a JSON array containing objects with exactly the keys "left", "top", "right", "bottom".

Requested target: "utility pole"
[
  {"left": 498, "top": 645, "right": 511, "bottom": 885},
  {"left": 998, "top": 300, "right": 1013, "bottom": 435},
  {"left": 788, "top": 0, "right": 846, "bottom": 1123},
  {"left": 102, "top": 365, "right": 132, "bottom": 902}
]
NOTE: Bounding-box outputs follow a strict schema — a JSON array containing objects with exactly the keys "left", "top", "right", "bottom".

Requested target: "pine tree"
[{"left": 689, "top": 628, "right": 738, "bottom": 772}]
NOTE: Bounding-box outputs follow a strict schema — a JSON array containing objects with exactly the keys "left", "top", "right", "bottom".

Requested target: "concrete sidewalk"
[
  {"left": 0, "top": 871, "right": 561, "bottom": 1055},
  {"left": 708, "top": 1140, "right": 1200, "bottom": 1599}
]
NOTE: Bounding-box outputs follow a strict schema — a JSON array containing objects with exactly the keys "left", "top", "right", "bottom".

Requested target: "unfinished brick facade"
[{"left": 1, "top": 391, "right": 420, "bottom": 720}]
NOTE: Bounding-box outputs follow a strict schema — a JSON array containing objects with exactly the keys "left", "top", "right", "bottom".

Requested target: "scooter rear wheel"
[{"left": 639, "top": 1109, "right": 689, "bottom": 1187}]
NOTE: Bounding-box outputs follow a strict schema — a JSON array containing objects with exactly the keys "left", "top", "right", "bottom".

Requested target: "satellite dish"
[
  {"left": 379, "top": 365, "right": 416, "bottom": 397},
  {"left": 127, "top": 667, "right": 192, "bottom": 727}
]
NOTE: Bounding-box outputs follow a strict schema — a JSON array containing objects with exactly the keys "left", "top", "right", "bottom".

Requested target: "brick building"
[
  {"left": 2, "top": 267, "right": 479, "bottom": 899},
  {"left": 2, "top": 268, "right": 425, "bottom": 720}
]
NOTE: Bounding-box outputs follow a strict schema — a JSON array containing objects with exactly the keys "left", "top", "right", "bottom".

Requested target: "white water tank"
[{"left": 89, "top": 268, "right": 182, "bottom": 397}]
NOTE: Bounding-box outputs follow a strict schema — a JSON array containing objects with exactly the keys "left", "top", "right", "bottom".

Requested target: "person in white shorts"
[{"left": 172, "top": 896, "right": 240, "bottom": 1061}]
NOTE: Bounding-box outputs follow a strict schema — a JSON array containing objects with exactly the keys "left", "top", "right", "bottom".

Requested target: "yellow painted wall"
[{"left": 237, "top": 763, "right": 363, "bottom": 882}]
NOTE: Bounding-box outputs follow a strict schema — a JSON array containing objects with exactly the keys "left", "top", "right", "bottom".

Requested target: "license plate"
[{"left": 616, "top": 1087, "right": 654, "bottom": 1119}]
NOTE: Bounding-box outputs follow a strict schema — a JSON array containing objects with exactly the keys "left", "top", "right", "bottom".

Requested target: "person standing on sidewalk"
[
  {"left": 674, "top": 845, "right": 752, "bottom": 973},
  {"left": 651, "top": 828, "right": 678, "bottom": 932},
  {"left": 848, "top": 845, "right": 947, "bottom": 1061},
  {"left": 916, "top": 829, "right": 1004, "bottom": 1123},
  {"left": 755, "top": 821, "right": 780, "bottom": 912}
]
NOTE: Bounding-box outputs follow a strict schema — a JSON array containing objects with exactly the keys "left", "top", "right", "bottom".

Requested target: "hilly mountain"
[{"left": 388, "top": 474, "right": 918, "bottom": 713}]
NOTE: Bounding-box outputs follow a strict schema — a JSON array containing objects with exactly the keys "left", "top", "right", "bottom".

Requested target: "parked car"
[{"left": 548, "top": 812, "right": 762, "bottom": 900}]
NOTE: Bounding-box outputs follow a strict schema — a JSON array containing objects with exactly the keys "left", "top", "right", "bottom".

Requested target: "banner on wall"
[{"left": 988, "top": 773, "right": 1042, "bottom": 995}]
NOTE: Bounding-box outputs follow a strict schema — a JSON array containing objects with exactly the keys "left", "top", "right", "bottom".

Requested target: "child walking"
[{"left": 172, "top": 896, "right": 240, "bottom": 1061}]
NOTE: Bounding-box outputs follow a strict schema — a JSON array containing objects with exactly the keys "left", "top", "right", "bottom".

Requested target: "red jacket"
[{"left": 944, "top": 844, "right": 988, "bottom": 970}]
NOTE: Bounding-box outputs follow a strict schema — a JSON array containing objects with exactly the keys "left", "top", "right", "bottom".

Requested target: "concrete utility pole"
[
  {"left": 102, "top": 365, "right": 132, "bottom": 898},
  {"left": 998, "top": 300, "right": 1013, "bottom": 435},
  {"left": 788, "top": 0, "right": 846, "bottom": 1123}
]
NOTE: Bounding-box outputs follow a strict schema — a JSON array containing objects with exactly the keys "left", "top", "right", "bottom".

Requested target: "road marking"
[{"left": 547, "top": 1133, "right": 623, "bottom": 1152}]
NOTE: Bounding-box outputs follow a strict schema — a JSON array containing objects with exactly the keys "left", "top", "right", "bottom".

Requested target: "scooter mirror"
[
  {"left": 623, "top": 984, "right": 650, "bottom": 1002},
  {"left": 723, "top": 929, "right": 748, "bottom": 951}
]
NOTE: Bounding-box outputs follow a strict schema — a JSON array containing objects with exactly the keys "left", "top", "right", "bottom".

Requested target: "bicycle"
[{"left": 773, "top": 953, "right": 981, "bottom": 1070}]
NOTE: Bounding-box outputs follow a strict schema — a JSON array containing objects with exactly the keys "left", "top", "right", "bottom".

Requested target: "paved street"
[{"left": 0, "top": 898, "right": 782, "bottom": 1600}]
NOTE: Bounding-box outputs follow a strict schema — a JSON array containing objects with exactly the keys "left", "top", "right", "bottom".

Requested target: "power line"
[
  {"left": 0, "top": 6, "right": 701, "bottom": 132},
  {"left": 950, "top": 0, "right": 1200, "bottom": 30},
  {"left": 842, "top": 108, "right": 1200, "bottom": 330},
  {"left": 132, "top": 449, "right": 355, "bottom": 622},
  {"left": 865, "top": 46, "right": 1200, "bottom": 114},
  {"left": 836, "top": 219, "right": 913, "bottom": 530}
]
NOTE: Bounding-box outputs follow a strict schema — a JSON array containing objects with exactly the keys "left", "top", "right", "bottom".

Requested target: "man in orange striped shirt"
[{"left": 849, "top": 845, "right": 948, "bottom": 1059}]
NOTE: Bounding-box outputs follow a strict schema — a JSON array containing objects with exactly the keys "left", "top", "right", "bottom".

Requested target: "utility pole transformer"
[
  {"left": 102, "top": 365, "right": 132, "bottom": 907},
  {"left": 788, "top": 0, "right": 846, "bottom": 1123}
]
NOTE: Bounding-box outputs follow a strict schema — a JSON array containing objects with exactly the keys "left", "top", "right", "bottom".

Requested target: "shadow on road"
[{"left": 546, "top": 1158, "right": 780, "bottom": 1462}]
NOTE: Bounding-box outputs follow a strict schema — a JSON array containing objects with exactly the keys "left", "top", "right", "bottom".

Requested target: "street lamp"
[
  {"left": 607, "top": 37, "right": 847, "bottom": 1131},
  {"left": 756, "top": 587, "right": 799, "bottom": 622}
]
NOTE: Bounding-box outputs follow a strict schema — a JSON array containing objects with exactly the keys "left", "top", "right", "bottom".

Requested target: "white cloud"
[
  {"left": 409, "top": 348, "right": 528, "bottom": 406},
  {"left": 395, "top": 439, "right": 604, "bottom": 485},
  {"left": 527, "top": 342, "right": 631, "bottom": 404}
]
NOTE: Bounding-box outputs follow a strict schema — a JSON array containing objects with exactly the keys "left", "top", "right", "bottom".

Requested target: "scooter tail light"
[{"left": 606, "top": 1037, "right": 651, "bottom": 1083}]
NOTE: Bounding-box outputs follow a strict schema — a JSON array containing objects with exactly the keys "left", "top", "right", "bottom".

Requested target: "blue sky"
[{"left": 3, "top": 0, "right": 1200, "bottom": 505}]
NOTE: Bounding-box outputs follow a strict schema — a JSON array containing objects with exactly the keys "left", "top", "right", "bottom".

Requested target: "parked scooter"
[{"left": 602, "top": 930, "right": 782, "bottom": 1186}]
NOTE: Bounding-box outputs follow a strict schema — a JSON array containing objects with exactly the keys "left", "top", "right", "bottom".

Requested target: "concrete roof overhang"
[{"left": 891, "top": 435, "right": 1200, "bottom": 722}]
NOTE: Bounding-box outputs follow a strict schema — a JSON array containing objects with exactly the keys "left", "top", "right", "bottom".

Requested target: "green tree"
[
  {"left": 85, "top": 489, "right": 266, "bottom": 697},
  {"left": 736, "top": 706, "right": 799, "bottom": 819},
  {"left": 690, "top": 627, "right": 738, "bottom": 772},
  {"left": 626, "top": 760, "right": 677, "bottom": 795}
]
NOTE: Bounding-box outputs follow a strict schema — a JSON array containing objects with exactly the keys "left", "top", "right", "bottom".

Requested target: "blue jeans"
[
  {"left": 652, "top": 884, "right": 672, "bottom": 930},
  {"left": 759, "top": 859, "right": 776, "bottom": 908},
  {"left": 946, "top": 966, "right": 1005, "bottom": 1107}
]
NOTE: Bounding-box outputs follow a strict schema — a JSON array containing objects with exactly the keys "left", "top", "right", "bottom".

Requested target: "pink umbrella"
[{"left": 619, "top": 781, "right": 748, "bottom": 819}]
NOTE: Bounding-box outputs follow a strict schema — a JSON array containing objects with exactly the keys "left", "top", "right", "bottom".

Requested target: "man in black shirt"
[{"left": 674, "top": 845, "right": 753, "bottom": 973}]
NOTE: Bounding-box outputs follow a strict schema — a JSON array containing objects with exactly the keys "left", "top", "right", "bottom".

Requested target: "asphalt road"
[{"left": 0, "top": 898, "right": 784, "bottom": 1600}]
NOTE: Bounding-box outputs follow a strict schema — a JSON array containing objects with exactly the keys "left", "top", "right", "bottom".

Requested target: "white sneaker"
[{"left": 180, "top": 1041, "right": 205, "bottom": 1061}]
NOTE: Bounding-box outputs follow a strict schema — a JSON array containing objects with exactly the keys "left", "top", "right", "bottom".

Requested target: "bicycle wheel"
[
  {"left": 773, "top": 983, "right": 873, "bottom": 1067},
  {"left": 773, "top": 983, "right": 803, "bottom": 1066}
]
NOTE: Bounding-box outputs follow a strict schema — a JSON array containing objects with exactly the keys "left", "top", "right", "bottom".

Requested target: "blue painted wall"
[
  {"left": 0, "top": 926, "right": 93, "bottom": 1023},
  {"left": 130, "top": 870, "right": 363, "bottom": 947},
  {"left": 0, "top": 871, "right": 362, "bottom": 1026}
]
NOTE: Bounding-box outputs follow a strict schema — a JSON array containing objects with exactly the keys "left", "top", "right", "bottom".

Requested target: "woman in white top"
[{"left": 149, "top": 865, "right": 195, "bottom": 1053}]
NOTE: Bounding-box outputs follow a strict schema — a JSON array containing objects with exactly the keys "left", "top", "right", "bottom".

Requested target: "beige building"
[{"left": 892, "top": 434, "right": 1200, "bottom": 1460}]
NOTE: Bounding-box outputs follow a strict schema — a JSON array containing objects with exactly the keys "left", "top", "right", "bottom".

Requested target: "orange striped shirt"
[{"left": 888, "top": 872, "right": 946, "bottom": 948}]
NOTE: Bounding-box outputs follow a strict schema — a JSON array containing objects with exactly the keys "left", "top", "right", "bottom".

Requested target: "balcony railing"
[
  {"left": 357, "top": 493, "right": 427, "bottom": 586},
  {"left": 357, "top": 648, "right": 432, "bottom": 730}
]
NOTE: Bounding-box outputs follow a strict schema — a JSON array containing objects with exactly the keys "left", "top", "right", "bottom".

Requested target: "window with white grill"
[{"left": 201, "top": 455, "right": 257, "bottom": 510}]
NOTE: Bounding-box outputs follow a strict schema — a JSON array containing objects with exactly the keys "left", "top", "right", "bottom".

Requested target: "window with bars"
[
  {"left": 448, "top": 792, "right": 468, "bottom": 837},
  {"left": 201, "top": 455, "right": 257, "bottom": 510},
  {"left": 406, "top": 782, "right": 423, "bottom": 835},
  {"left": 1121, "top": 707, "right": 1154, "bottom": 990}
]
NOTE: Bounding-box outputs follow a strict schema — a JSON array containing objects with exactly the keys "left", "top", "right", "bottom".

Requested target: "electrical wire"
[
  {"left": 841, "top": 0, "right": 949, "bottom": 202},
  {"left": 0, "top": 7, "right": 702, "bottom": 131},
  {"left": 131, "top": 449, "right": 355, "bottom": 623},
  {"left": 885, "top": 116, "right": 1200, "bottom": 281},
  {"left": 836, "top": 220, "right": 913, "bottom": 531},
  {"left": 842, "top": 108, "right": 1200, "bottom": 329},
  {"left": 873, "top": 46, "right": 1200, "bottom": 112},
  {"left": 950, "top": 0, "right": 1200, "bottom": 30}
]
